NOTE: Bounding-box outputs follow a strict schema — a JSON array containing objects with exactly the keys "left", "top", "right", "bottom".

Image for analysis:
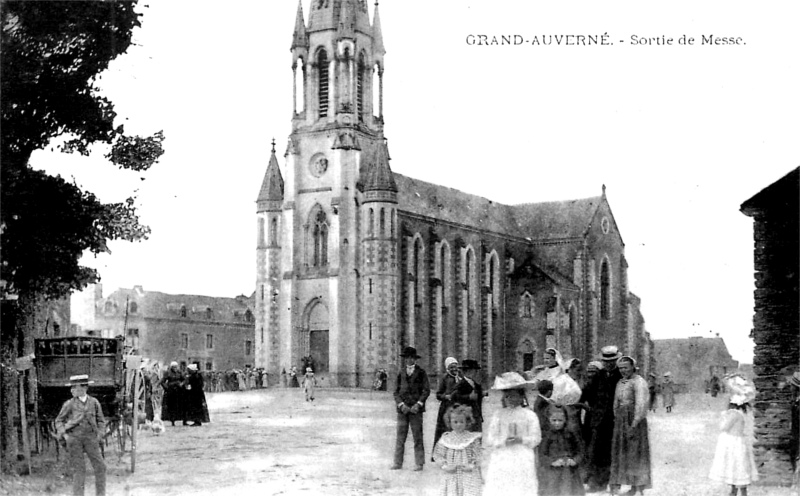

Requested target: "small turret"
[
  {"left": 372, "top": 1, "right": 385, "bottom": 57},
  {"left": 361, "top": 142, "right": 397, "bottom": 201},
  {"left": 291, "top": 0, "right": 308, "bottom": 49},
  {"left": 257, "top": 139, "right": 285, "bottom": 212}
]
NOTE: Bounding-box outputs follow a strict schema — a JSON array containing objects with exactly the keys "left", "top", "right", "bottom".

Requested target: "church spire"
[
  {"left": 291, "top": 0, "right": 308, "bottom": 49},
  {"left": 362, "top": 142, "right": 397, "bottom": 194},
  {"left": 372, "top": 1, "right": 385, "bottom": 56},
  {"left": 257, "top": 139, "right": 285, "bottom": 207}
]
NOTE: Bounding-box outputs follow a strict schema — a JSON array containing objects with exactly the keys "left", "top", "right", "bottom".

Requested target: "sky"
[{"left": 30, "top": 0, "right": 800, "bottom": 363}]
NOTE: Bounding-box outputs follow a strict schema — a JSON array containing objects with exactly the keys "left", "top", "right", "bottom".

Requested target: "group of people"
[
  {"left": 388, "top": 345, "right": 650, "bottom": 496},
  {"left": 160, "top": 361, "right": 210, "bottom": 427},
  {"left": 202, "top": 367, "right": 269, "bottom": 392}
]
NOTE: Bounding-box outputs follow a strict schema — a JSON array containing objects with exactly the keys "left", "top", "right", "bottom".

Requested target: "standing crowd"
[{"left": 389, "top": 344, "right": 761, "bottom": 496}]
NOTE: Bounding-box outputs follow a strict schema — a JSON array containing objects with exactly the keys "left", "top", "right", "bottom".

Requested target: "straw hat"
[
  {"left": 725, "top": 373, "right": 756, "bottom": 405},
  {"left": 491, "top": 372, "right": 537, "bottom": 390},
  {"left": 66, "top": 374, "right": 94, "bottom": 387},
  {"left": 789, "top": 371, "right": 800, "bottom": 388},
  {"left": 187, "top": 363, "right": 198, "bottom": 371},
  {"left": 600, "top": 345, "right": 622, "bottom": 361}
]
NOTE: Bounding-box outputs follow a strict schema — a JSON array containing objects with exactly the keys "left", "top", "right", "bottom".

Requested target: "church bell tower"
[{"left": 256, "top": 0, "right": 397, "bottom": 387}]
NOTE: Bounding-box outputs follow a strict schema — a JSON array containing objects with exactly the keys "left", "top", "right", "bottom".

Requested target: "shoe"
[
  {"left": 413, "top": 465, "right": 423, "bottom": 472},
  {"left": 389, "top": 465, "right": 402, "bottom": 470},
  {"left": 182, "top": 422, "right": 189, "bottom": 426},
  {"left": 192, "top": 422, "right": 202, "bottom": 427}
]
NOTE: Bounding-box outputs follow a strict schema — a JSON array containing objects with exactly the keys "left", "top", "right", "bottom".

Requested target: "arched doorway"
[{"left": 304, "top": 299, "right": 329, "bottom": 374}]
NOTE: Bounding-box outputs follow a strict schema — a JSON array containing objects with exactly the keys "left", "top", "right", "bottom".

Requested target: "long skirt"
[
  {"left": 162, "top": 388, "right": 185, "bottom": 423},
  {"left": 185, "top": 389, "right": 210, "bottom": 424},
  {"left": 609, "top": 406, "right": 652, "bottom": 488},
  {"left": 484, "top": 444, "right": 537, "bottom": 496},
  {"left": 709, "top": 432, "right": 758, "bottom": 486}
]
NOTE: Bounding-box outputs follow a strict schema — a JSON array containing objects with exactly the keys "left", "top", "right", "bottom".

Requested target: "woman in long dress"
[
  {"left": 184, "top": 364, "right": 210, "bottom": 426},
  {"left": 483, "top": 372, "right": 542, "bottom": 496},
  {"left": 609, "top": 356, "right": 652, "bottom": 496},
  {"left": 661, "top": 372, "right": 675, "bottom": 413},
  {"left": 160, "top": 361, "right": 186, "bottom": 426}
]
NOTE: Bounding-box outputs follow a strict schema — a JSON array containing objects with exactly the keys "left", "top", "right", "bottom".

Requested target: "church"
[{"left": 255, "top": 0, "right": 651, "bottom": 387}]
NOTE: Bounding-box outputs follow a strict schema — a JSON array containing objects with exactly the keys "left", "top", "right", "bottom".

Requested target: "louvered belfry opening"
[{"left": 318, "top": 49, "right": 329, "bottom": 117}]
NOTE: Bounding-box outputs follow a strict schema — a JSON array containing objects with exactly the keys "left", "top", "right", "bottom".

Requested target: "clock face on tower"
[{"left": 309, "top": 156, "right": 328, "bottom": 178}]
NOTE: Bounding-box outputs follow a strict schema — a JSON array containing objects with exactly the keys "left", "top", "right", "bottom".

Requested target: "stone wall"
[{"left": 750, "top": 214, "right": 799, "bottom": 487}]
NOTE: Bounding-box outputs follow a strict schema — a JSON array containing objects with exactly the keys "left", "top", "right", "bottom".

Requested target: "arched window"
[
  {"left": 205, "top": 307, "right": 213, "bottom": 320},
  {"left": 104, "top": 300, "right": 115, "bottom": 313},
  {"left": 600, "top": 258, "right": 611, "bottom": 319},
  {"left": 180, "top": 305, "right": 187, "bottom": 318},
  {"left": 379, "top": 208, "right": 385, "bottom": 236},
  {"left": 465, "top": 249, "right": 474, "bottom": 310},
  {"left": 258, "top": 217, "right": 265, "bottom": 247},
  {"left": 312, "top": 210, "right": 329, "bottom": 267},
  {"left": 245, "top": 309, "right": 254, "bottom": 323},
  {"left": 368, "top": 208, "right": 374, "bottom": 236},
  {"left": 129, "top": 301, "right": 138, "bottom": 314},
  {"left": 294, "top": 58, "right": 305, "bottom": 113},
  {"left": 390, "top": 209, "right": 394, "bottom": 237},
  {"left": 317, "top": 49, "right": 329, "bottom": 117},
  {"left": 519, "top": 293, "right": 533, "bottom": 318},
  {"left": 357, "top": 52, "right": 366, "bottom": 121},
  {"left": 270, "top": 218, "right": 278, "bottom": 246},
  {"left": 413, "top": 237, "right": 424, "bottom": 301}
]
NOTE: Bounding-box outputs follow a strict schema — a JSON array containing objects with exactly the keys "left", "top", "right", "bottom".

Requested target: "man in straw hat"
[
  {"left": 583, "top": 345, "right": 623, "bottom": 492},
  {"left": 55, "top": 374, "right": 106, "bottom": 496},
  {"left": 391, "top": 346, "right": 430, "bottom": 471}
]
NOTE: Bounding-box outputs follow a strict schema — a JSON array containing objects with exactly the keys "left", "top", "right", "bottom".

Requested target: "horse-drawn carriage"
[{"left": 34, "top": 336, "right": 145, "bottom": 460}]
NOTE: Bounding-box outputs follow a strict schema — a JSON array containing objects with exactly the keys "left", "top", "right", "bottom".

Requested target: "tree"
[{"left": 0, "top": 1, "right": 164, "bottom": 472}]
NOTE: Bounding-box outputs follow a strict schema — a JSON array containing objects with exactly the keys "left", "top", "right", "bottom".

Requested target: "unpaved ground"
[{"left": 0, "top": 388, "right": 795, "bottom": 496}]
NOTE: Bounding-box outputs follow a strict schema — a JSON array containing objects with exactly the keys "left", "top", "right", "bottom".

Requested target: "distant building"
[
  {"left": 254, "top": 1, "right": 653, "bottom": 387},
  {"left": 72, "top": 285, "right": 256, "bottom": 371},
  {"left": 741, "top": 166, "right": 799, "bottom": 487},
  {"left": 653, "top": 336, "right": 739, "bottom": 392}
]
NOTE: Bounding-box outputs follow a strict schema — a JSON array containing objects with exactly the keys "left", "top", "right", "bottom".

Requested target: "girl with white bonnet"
[
  {"left": 434, "top": 357, "right": 462, "bottom": 450},
  {"left": 709, "top": 373, "right": 758, "bottom": 496},
  {"left": 483, "top": 372, "right": 542, "bottom": 496}
]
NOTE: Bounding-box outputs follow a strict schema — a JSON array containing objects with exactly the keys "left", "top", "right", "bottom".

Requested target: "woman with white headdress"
[
  {"left": 434, "top": 357, "right": 463, "bottom": 451},
  {"left": 709, "top": 373, "right": 758, "bottom": 496},
  {"left": 533, "top": 348, "right": 582, "bottom": 406}
]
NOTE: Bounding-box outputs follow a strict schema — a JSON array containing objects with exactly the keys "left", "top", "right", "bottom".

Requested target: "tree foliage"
[{"left": 1, "top": 0, "right": 165, "bottom": 300}]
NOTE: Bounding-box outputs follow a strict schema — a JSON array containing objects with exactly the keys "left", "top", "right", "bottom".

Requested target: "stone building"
[
  {"left": 740, "top": 166, "right": 799, "bottom": 486},
  {"left": 72, "top": 285, "right": 256, "bottom": 371},
  {"left": 254, "top": 1, "right": 651, "bottom": 387},
  {"left": 653, "top": 336, "right": 739, "bottom": 393}
]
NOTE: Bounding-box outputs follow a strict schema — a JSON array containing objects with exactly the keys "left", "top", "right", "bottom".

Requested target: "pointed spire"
[
  {"left": 338, "top": 0, "right": 356, "bottom": 39},
  {"left": 362, "top": 143, "right": 397, "bottom": 193},
  {"left": 257, "top": 139, "right": 285, "bottom": 205},
  {"left": 291, "top": 0, "right": 308, "bottom": 49},
  {"left": 372, "top": 0, "right": 385, "bottom": 56}
]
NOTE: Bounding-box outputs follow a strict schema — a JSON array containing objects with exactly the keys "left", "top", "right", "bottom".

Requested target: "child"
[
  {"left": 709, "top": 374, "right": 758, "bottom": 496},
  {"left": 302, "top": 367, "right": 317, "bottom": 401},
  {"left": 484, "top": 372, "right": 542, "bottom": 496},
  {"left": 432, "top": 405, "right": 482, "bottom": 496},
  {"left": 539, "top": 405, "right": 585, "bottom": 496}
]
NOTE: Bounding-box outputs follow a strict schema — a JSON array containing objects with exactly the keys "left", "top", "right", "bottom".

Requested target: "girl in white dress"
[
  {"left": 709, "top": 374, "right": 758, "bottom": 496},
  {"left": 483, "top": 372, "right": 541, "bottom": 496}
]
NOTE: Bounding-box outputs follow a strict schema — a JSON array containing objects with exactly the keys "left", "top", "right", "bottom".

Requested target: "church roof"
[
  {"left": 510, "top": 197, "right": 603, "bottom": 240},
  {"left": 394, "top": 173, "right": 607, "bottom": 243},
  {"left": 653, "top": 337, "right": 739, "bottom": 377},
  {"left": 257, "top": 143, "right": 284, "bottom": 203}
]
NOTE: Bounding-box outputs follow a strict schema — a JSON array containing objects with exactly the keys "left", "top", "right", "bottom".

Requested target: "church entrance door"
[{"left": 309, "top": 330, "right": 329, "bottom": 373}]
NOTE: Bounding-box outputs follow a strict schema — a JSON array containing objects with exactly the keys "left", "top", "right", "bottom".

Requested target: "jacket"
[
  {"left": 394, "top": 365, "right": 431, "bottom": 412},
  {"left": 55, "top": 396, "right": 105, "bottom": 438}
]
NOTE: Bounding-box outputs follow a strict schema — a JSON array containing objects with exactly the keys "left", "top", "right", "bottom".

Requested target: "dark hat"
[
  {"left": 65, "top": 374, "right": 94, "bottom": 387},
  {"left": 400, "top": 346, "right": 421, "bottom": 358},
  {"left": 460, "top": 359, "right": 481, "bottom": 370}
]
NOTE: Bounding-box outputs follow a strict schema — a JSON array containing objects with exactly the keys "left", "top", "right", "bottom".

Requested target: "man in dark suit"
[{"left": 391, "top": 346, "right": 430, "bottom": 471}]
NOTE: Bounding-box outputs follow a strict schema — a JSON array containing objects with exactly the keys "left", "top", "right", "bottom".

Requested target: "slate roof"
[
  {"left": 257, "top": 146, "right": 284, "bottom": 202},
  {"left": 394, "top": 173, "right": 605, "bottom": 243},
  {"left": 653, "top": 337, "right": 738, "bottom": 377},
  {"left": 101, "top": 287, "right": 255, "bottom": 323},
  {"left": 740, "top": 166, "right": 799, "bottom": 214}
]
